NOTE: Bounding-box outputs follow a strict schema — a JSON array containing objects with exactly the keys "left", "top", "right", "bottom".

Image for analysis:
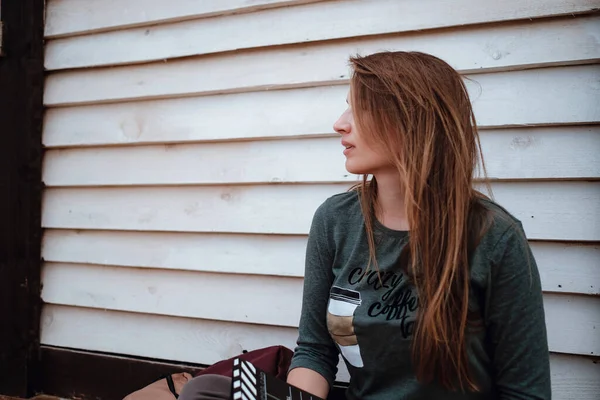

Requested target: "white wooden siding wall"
[{"left": 41, "top": 0, "right": 600, "bottom": 397}]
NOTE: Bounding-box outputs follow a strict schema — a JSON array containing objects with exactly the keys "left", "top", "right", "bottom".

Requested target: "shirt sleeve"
[
  {"left": 288, "top": 201, "right": 340, "bottom": 388},
  {"left": 486, "top": 222, "right": 552, "bottom": 399}
]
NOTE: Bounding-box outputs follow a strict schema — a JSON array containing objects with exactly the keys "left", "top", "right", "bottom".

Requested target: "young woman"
[{"left": 287, "top": 51, "right": 551, "bottom": 399}]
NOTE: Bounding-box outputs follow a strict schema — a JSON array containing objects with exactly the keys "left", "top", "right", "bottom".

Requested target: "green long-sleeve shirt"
[{"left": 289, "top": 190, "right": 551, "bottom": 399}]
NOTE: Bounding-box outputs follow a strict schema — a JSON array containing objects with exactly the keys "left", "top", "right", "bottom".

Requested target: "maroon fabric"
[{"left": 194, "top": 345, "right": 294, "bottom": 381}]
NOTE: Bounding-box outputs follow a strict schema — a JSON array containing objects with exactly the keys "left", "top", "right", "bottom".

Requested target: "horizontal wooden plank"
[
  {"left": 43, "top": 0, "right": 600, "bottom": 70},
  {"left": 40, "top": 304, "right": 299, "bottom": 370},
  {"left": 40, "top": 265, "right": 600, "bottom": 356},
  {"left": 532, "top": 242, "right": 600, "bottom": 296},
  {"left": 42, "top": 230, "right": 308, "bottom": 277},
  {"left": 465, "top": 65, "right": 600, "bottom": 129},
  {"left": 479, "top": 126, "right": 600, "bottom": 181},
  {"left": 41, "top": 182, "right": 600, "bottom": 241},
  {"left": 40, "top": 306, "right": 600, "bottom": 398},
  {"left": 40, "top": 304, "right": 351, "bottom": 382},
  {"left": 42, "top": 85, "right": 346, "bottom": 146},
  {"left": 44, "top": 17, "right": 600, "bottom": 106},
  {"left": 41, "top": 262, "right": 304, "bottom": 327},
  {"left": 41, "top": 183, "right": 347, "bottom": 235},
  {"left": 41, "top": 136, "right": 355, "bottom": 186},
  {"left": 43, "top": 65, "right": 600, "bottom": 146},
  {"left": 544, "top": 294, "right": 600, "bottom": 356},
  {"left": 550, "top": 353, "right": 600, "bottom": 400},
  {"left": 42, "top": 126, "right": 600, "bottom": 186},
  {"left": 44, "top": 0, "right": 323, "bottom": 38},
  {"left": 41, "top": 229, "right": 600, "bottom": 295}
]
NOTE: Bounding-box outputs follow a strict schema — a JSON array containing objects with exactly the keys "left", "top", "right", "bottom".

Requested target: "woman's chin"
[{"left": 345, "top": 162, "right": 369, "bottom": 176}]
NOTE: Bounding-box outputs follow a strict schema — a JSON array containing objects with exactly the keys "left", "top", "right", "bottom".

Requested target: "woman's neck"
[{"left": 373, "top": 170, "right": 410, "bottom": 231}]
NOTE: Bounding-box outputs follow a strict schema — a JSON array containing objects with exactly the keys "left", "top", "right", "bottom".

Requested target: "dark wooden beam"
[
  {"left": 0, "top": 0, "right": 45, "bottom": 397},
  {"left": 40, "top": 346, "right": 349, "bottom": 400},
  {"left": 40, "top": 347, "right": 203, "bottom": 400}
]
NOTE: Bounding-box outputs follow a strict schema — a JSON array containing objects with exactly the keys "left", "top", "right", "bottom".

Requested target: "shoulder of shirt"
[
  {"left": 317, "top": 189, "right": 360, "bottom": 213},
  {"left": 313, "top": 189, "right": 361, "bottom": 226},
  {"left": 476, "top": 196, "right": 527, "bottom": 256},
  {"left": 478, "top": 197, "right": 521, "bottom": 229},
  {"left": 314, "top": 192, "right": 526, "bottom": 245},
  {"left": 316, "top": 192, "right": 523, "bottom": 231}
]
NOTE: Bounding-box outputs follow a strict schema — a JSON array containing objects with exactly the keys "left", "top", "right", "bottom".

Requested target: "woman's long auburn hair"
[{"left": 349, "top": 51, "right": 491, "bottom": 391}]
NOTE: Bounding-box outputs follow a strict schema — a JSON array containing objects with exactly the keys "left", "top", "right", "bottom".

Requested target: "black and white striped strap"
[{"left": 232, "top": 358, "right": 260, "bottom": 400}]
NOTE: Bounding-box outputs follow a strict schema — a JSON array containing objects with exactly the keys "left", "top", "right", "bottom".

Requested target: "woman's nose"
[{"left": 334, "top": 112, "right": 351, "bottom": 135}]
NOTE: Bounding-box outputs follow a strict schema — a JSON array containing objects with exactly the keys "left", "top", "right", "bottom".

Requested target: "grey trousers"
[{"left": 178, "top": 374, "right": 232, "bottom": 400}]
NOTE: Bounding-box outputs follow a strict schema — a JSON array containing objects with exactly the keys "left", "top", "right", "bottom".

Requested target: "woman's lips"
[{"left": 342, "top": 141, "right": 355, "bottom": 155}]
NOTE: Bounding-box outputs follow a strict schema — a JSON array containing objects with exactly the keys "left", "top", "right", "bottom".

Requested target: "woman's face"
[{"left": 333, "top": 92, "right": 392, "bottom": 175}]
